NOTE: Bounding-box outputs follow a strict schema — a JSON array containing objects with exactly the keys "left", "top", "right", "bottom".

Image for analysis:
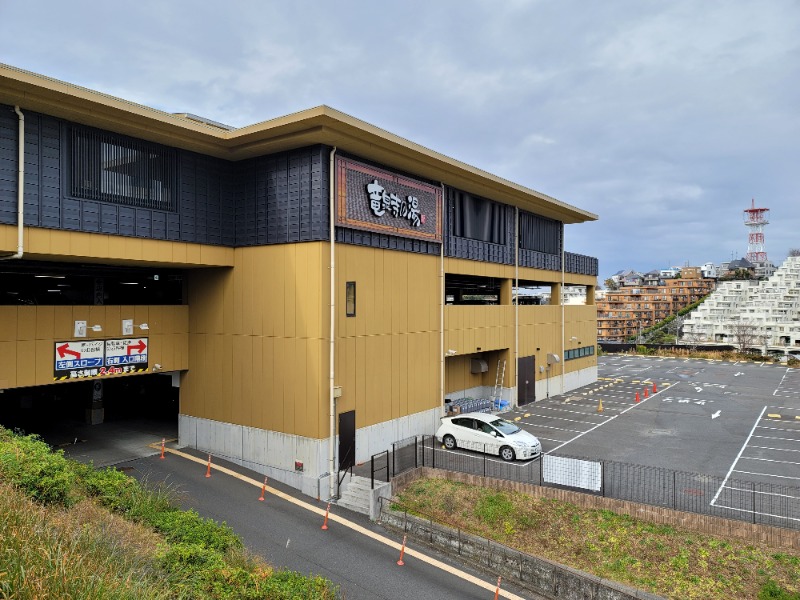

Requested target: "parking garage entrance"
[{"left": 0, "top": 373, "right": 179, "bottom": 467}]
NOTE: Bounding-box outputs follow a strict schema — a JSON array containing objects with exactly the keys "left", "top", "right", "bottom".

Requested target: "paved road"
[{"left": 121, "top": 449, "right": 538, "bottom": 600}]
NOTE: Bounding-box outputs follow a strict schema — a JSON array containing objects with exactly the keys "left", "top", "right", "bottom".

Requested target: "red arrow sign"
[
  {"left": 57, "top": 343, "right": 81, "bottom": 359},
  {"left": 126, "top": 340, "right": 147, "bottom": 355}
]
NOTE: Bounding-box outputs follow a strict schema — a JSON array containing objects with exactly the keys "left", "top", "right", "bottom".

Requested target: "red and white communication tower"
[{"left": 743, "top": 198, "right": 769, "bottom": 263}]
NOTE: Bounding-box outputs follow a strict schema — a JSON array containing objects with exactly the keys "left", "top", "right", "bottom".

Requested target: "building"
[
  {"left": 597, "top": 276, "right": 715, "bottom": 342},
  {"left": 0, "top": 64, "right": 598, "bottom": 499},
  {"left": 682, "top": 256, "right": 800, "bottom": 353}
]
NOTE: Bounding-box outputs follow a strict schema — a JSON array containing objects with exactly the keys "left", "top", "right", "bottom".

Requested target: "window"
[
  {"left": 450, "top": 189, "right": 507, "bottom": 245},
  {"left": 71, "top": 128, "right": 177, "bottom": 211},
  {"left": 565, "top": 346, "right": 595, "bottom": 360},
  {"left": 346, "top": 282, "right": 356, "bottom": 317},
  {"left": 519, "top": 211, "right": 561, "bottom": 254}
]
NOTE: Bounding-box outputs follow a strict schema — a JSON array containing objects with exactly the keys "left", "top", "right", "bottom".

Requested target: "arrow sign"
[
  {"left": 695, "top": 387, "right": 703, "bottom": 392},
  {"left": 56, "top": 343, "right": 81, "bottom": 359},
  {"left": 734, "top": 372, "right": 744, "bottom": 377},
  {"left": 54, "top": 340, "right": 104, "bottom": 374},
  {"left": 126, "top": 340, "right": 147, "bottom": 355},
  {"left": 105, "top": 338, "right": 148, "bottom": 367},
  {"left": 711, "top": 410, "right": 721, "bottom": 419}
]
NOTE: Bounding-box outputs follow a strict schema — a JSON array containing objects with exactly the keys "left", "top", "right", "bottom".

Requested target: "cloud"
[{"left": 1, "top": 0, "right": 798, "bottom": 276}]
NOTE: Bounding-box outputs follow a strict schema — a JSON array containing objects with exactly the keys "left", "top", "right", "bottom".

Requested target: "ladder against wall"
[{"left": 492, "top": 359, "right": 506, "bottom": 407}]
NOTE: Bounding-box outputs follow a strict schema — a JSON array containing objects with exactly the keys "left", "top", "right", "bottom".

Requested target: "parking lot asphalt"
[
  {"left": 493, "top": 355, "right": 800, "bottom": 483},
  {"left": 435, "top": 355, "right": 800, "bottom": 526}
]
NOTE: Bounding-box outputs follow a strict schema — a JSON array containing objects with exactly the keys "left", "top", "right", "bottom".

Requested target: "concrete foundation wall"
[{"left": 380, "top": 508, "right": 663, "bottom": 600}]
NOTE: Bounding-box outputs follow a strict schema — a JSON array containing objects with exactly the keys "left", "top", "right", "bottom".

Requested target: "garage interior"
[{"left": 0, "top": 260, "right": 183, "bottom": 466}]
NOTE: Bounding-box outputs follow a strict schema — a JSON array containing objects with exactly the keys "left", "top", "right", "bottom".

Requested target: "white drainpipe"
[
  {"left": 1, "top": 106, "right": 24, "bottom": 261},
  {"left": 328, "top": 146, "right": 337, "bottom": 502}
]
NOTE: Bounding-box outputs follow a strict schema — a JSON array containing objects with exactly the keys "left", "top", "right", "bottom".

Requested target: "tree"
[
  {"left": 789, "top": 248, "right": 800, "bottom": 257},
  {"left": 729, "top": 320, "right": 761, "bottom": 353},
  {"left": 603, "top": 277, "right": 619, "bottom": 291}
]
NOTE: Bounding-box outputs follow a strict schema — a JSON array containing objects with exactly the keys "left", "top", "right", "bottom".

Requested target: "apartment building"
[
  {"left": 597, "top": 277, "right": 715, "bottom": 342},
  {"left": 682, "top": 256, "right": 800, "bottom": 352}
]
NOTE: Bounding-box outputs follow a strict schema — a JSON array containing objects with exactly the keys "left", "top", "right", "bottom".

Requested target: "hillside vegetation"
[
  {"left": 0, "top": 427, "right": 338, "bottom": 599},
  {"left": 396, "top": 478, "right": 800, "bottom": 600}
]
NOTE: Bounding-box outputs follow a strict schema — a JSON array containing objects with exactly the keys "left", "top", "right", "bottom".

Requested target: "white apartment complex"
[{"left": 682, "top": 256, "right": 800, "bottom": 353}]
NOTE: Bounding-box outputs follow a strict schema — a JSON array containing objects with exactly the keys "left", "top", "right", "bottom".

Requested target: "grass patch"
[
  {"left": 395, "top": 478, "right": 800, "bottom": 600},
  {"left": 0, "top": 427, "right": 339, "bottom": 599}
]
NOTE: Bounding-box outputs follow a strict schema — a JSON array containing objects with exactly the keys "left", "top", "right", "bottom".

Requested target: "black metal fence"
[{"left": 379, "top": 435, "right": 800, "bottom": 531}]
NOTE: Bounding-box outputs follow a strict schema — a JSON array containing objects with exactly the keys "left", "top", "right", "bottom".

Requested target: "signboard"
[
  {"left": 53, "top": 338, "right": 149, "bottom": 381},
  {"left": 105, "top": 338, "right": 148, "bottom": 367},
  {"left": 54, "top": 340, "right": 104, "bottom": 374},
  {"left": 542, "top": 455, "right": 602, "bottom": 492},
  {"left": 336, "top": 156, "right": 442, "bottom": 242}
]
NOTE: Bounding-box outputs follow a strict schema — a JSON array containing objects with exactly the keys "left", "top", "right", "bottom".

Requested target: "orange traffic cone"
[
  {"left": 635, "top": 391, "right": 640, "bottom": 403},
  {"left": 653, "top": 382, "right": 658, "bottom": 393},
  {"left": 397, "top": 534, "right": 407, "bottom": 566},
  {"left": 597, "top": 399, "right": 604, "bottom": 413},
  {"left": 321, "top": 502, "right": 331, "bottom": 530},
  {"left": 644, "top": 387, "right": 649, "bottom": 398},
  {"left": 159, "top": 438, "right": 165, "bottom": 459},
  {"left": 258, "top": 477, "right": 268, "bottom": 501},
  {"left": 494, "top": 576, "right": 502, "bottom": 600},
  {"left": 205, "top": 454, "right": 212, "bottom": 478}
]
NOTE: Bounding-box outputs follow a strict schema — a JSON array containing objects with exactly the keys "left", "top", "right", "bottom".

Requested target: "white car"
[{"left": 435, "top": 412, "right": 542, "bottom": 461}]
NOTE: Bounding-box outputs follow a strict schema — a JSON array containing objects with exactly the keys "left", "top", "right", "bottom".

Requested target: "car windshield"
[{"left": 490, "top": 419, "right": 519, "bottom": 435}]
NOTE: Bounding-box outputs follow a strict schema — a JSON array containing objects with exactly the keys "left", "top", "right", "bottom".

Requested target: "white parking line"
[
  {"left": 752, "top": 435, "right": 800, "bottom": 444},
  {"left": 521, "top": 422, "right": 584, "bottom": 434},
  {"left": 533, "top": 405, "right": 613, "bottom": 419},
  {"left": 732, "top": 469, "right": 800, "bottom": 482},
  {"left": 711, "top": 503, "right": 800, "bottom": 524},
  {"left": 723, "top": 484, "right": 800, "bottom": 501},
  {"left": 748, "top": 445, "right": 800, "bottom": 454},
  {"left": 544, "top": 387, "right": 666, "bottom": 454},
  {"left": 738, "top": 456, "right": 800, "bottom": 467},
  {"left": 710, "top": 406, "right": 767, "bottom": 506}
]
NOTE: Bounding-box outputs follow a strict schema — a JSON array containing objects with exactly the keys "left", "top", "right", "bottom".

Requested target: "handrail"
[{"left": 336, "top": 445, "right": 354, "bottom": 499}]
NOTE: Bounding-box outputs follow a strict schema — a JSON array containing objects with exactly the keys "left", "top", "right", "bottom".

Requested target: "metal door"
[
  {"left": 338, "top": 410, "right": 356, "bottom": 470},
  {"left": 517, "top": 355, "right": 536, "bottom": 405}
]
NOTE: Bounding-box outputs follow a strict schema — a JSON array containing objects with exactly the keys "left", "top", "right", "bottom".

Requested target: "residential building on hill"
[
  {"left": 597, "top": 276, "right": 715, "bottom": 342},
  {"left": 681, "top": 256, "right": 800, "bottom": 353}
]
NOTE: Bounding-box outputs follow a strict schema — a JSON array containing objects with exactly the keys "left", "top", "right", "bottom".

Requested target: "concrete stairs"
[{"left": 335, "top": 474, "right": 375, "bottom": 516}]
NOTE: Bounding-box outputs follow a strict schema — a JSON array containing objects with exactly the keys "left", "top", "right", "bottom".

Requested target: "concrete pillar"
[
  {"left": 86, "top": 380, "right": 104, "bottom": 425},
  {"left": 550, "top": 283, "right": 562, "bottom": 305},
  {"left": 586, "top": 285, "right": 595, "bottom": 305},
  {"left": 500, "top": 279, "right": 513, "bottom": 305}
]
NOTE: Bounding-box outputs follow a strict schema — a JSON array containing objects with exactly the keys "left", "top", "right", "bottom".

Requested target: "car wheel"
[
  {"left": 443, "top": 435, "right": 457, "bottom": 450},
  {"left": 500, "top": 446, "right": 515, "bottom": 462}
]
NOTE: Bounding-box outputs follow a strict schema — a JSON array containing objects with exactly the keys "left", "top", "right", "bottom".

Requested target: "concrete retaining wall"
[
  {"left": 380, "top": 508, "right": 663, "bottom": 600},
  {"left": 392, "top": 468, "right": 800, "bottom": 551}
]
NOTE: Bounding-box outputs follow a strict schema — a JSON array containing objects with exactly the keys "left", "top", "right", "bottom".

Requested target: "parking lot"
[{"left": 433, "top": 354, "right": 800, "bottom": 527}]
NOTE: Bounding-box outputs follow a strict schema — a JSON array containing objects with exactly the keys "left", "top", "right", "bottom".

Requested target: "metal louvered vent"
[{"left": 71, "top": 128, "right": 177, "bottom": 211}]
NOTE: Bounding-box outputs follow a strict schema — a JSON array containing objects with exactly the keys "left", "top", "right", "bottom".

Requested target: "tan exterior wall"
[
  {"left": 334, "top": 244, "right": 441, "bottom": 431},
  {"left": 0, "top": 305, "right": 189, "bottom": 390},
  {"left": 0, "top": 224, "right": 234, "bottom": 267},
  {"left": 182, "top": 243, "right": 328, "bottom": 440}
]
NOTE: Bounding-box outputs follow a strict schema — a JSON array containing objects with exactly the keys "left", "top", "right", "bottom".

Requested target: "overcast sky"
[{"left": 1, "top": 1, "right": 798, "bottom": 280}]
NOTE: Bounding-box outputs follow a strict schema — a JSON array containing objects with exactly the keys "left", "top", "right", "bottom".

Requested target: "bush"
[
  {"left": 0, "top": 432, "right": 76, "bottom": 506},
  {"left": 151, "top": 509, "right": 242, "bottom": 554}
]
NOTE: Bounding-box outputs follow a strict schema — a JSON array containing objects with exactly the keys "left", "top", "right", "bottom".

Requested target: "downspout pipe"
[
  {"left": 560, "top": 230, "right": 565, "bottom": 395},
  {"left": 514, "top": 206, "right": 519, "bottom": 407},
  {"left": 1, "top": 106, "right": 24, "bottom": 261},
  {"left": 440, "top": 184, "right": 445, "bottom": 417},
  {"left": 328, "top": 147, "right": 337, "bottom": 502}
]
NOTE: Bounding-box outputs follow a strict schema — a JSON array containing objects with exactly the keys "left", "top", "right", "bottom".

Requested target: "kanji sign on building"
[
  {"left": 336, "top": 156, "right": 442, "bottom": 242},
  {"left": 54, "top": 340, "right": 104, "bottom": 374},
  {"left": 105, "top": 338, "right": 148, "bottom": 367}
]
